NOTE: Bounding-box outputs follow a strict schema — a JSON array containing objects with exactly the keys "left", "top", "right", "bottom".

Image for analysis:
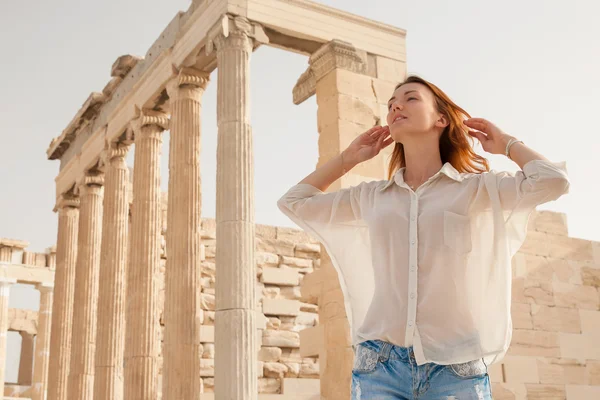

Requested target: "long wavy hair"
[{"left": 387, "top": 76, "right": 489, "bottom": 179}]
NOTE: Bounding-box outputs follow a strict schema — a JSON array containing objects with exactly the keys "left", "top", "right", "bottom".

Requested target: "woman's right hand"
[{"left": 342, "top": 125, "right": 394, "bottom": 167}]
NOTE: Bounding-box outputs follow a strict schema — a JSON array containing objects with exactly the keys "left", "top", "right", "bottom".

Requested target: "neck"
[{"left": 402, "top": 138, "right": 443, "bottom": 184}]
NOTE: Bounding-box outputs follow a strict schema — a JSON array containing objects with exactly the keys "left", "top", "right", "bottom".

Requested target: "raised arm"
[{"left": 464, "top": 118, "right": 570, "bottom": 211}]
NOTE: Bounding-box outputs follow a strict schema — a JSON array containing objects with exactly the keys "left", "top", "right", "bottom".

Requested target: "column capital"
[
  {"left": 128, "top": 108, "right": 169, "bottom": 140},
  {"left": 100, "top": 142, "right": 130, "bottom": 170},
  {"left": 206, "top": 14, "right": 268, "bottom": 55},
  {"left": 293, "top": 40, "right": 367, "bottom": 105},
  {"left": 76, "top": 173, "right": 104, "bottom": 197},
  {"left": 54, "top": 194, "right": 80, "bottom": 213},
  {"left": 166, "top": 66, "right": 210, "bottom": 102}
]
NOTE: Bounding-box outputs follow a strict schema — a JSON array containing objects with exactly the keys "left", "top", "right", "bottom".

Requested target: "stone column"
[
  {"left": 208, "top": 15, "right": 265, "bottom": 400},
  {"left": 0, "top": 277, "right": 16, "bottom": 395},
  {"left": 94, "top": 143, "right": 131, "bottom": 400},
  {"left": 67, "top": 174, "right": 104, "bottom": 400},
  {"left": 293, "top": 40, "right": 405, "bottom": 399},
  {"left": 31, "top": 282, "right": 54, "bottom": 400},
  {"left": 18, "top": 332, "right": 34, "bottom": 385},
  {"left": 162, "top": 68, "right": 209, "bottom": 398},
  {"left": 47, "top": 195, "right": 80, "bottom": 400},
  {"left": 123, "top": 110, "right": 168, "bottom": 400}
]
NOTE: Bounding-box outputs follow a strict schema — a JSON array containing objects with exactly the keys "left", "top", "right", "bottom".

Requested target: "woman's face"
[{"left": 386, "top": 82, "right": 446, "bottom": 143}]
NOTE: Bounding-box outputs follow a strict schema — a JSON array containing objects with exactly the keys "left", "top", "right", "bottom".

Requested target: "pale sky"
[{"left": 1, "top": 0, "right": 598, "bottom": 382}]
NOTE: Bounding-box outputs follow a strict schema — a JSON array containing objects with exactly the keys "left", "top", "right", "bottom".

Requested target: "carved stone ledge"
[
  {"left": 111, "top": 55, "right": 143, "bottom": 79},
  {"left": 206, "top": 14, "right": 269, "bottom": 55}
]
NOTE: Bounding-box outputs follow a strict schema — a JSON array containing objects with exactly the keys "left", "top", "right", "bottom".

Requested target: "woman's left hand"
[{"left": 463, "top": 118, "right": 515, "bottom": 155}]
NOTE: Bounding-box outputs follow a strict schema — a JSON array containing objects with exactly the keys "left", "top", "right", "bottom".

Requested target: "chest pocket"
[{"left": 443, "top": 211, "right": 472, "bottom": 255}]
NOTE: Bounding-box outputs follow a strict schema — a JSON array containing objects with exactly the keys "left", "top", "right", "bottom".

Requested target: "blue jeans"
[{"left": 352, "top": 340, "right": 493, "bottom": 399}]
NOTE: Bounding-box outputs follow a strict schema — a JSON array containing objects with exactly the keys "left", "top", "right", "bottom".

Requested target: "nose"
[{"left": 391, "top": 101, "right": 403, "bottom": 112}]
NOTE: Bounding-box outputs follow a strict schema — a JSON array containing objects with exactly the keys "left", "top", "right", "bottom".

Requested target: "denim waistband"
[{"left": 355, "top": 339, "right": 415, "bottom": 362}]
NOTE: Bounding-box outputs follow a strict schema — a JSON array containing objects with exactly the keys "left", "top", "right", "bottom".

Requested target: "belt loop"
[{"left": 379, "top": 341, "right": 392, "bottom": 361}]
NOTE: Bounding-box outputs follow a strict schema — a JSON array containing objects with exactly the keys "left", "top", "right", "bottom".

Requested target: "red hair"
[{"left": 388, "top": 76, "right": 489, "bottom": 179}]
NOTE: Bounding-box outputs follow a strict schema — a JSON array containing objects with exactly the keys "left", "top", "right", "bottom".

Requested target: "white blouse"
[{"left": 277, "top": 160, "right": 569, "bottom": 366}]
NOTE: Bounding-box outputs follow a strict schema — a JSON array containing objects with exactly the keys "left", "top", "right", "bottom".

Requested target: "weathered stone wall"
[
  {"left": 488, "top": 211, "right": 600, "bottom": 399},
  {"left": 154, "top": 196, "right": 321, "bottom": 395}
]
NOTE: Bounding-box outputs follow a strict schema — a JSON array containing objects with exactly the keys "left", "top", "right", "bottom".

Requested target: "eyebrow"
[{"left": 388, "top": 90, "right": 419, "bottom": 104}]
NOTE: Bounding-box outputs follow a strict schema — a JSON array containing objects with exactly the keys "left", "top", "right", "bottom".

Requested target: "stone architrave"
[
  {"left": 162, "top": 68, "right": 209, "bottom": 398},
  {"left": 123, "top": 110, "right": 168, "bottom": 400},
  {"left": 207, "top": 15, "right": 267, "bottom": 400},
  {"left": 94, "top": 143, "right": 131, "bottom": 400},
  {"left": 31, "top": 282, "right": 54, "bottom": 400},
  {"left": 47, "top": 195, "right": 79, "bottom": 400},
  {"left": 67, "top": 173, "right": 104, "bottom": 400},
  {"left": 0, "top": 277, "right": 16, "bottom": 395},
  {"left": 18, "top": 332, "right": 34, "bottom": 385},
  {"left": 293, "top": 40, "right": 399, "bottom": 399}
]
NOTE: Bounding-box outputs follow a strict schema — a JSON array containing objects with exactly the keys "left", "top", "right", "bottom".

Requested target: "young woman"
[{"left": 277, "top": 76, "right": 570, "bottom": 399}]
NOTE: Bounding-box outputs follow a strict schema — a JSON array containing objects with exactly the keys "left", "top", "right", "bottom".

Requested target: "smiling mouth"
[{"left": 393, "top": 116, "right": 407, "bottom": 124}]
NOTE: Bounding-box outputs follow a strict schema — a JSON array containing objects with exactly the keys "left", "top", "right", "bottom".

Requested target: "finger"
[
  {"left": 382, "top": 138, "right": 395, "bottom": 148},
  {"left": 463, "top": 119, "right": 487, "bottom": 131},
  {"left": 468, "top": 130, "right": 488, "bottom": 143},
  {"left": 367, "top": 125, "right": 386, "bottom": 136}
]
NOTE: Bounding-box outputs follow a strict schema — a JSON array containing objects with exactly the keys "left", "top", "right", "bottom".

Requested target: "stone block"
[
  {"left": 282, "top": 378, "right": 320, "bottom": 395},
  {"left": 255, "top": 224, "right": 277, "bottom": 240},
  {"left": 276, "top": 227, "right": 314, "bottom": 244},
  {"left": 264, "top": 362, "right": 288, "bottom": 378},
  {"left": 262, "top": 286, "right": 281, "bottom": 299},
  {"left": 280, "top": 286, "right": 302, "bottom": 300},
  {"left": 531, "top": 304, "right": 581, "bottom": 333},
  {"left": 200, "top": 359, "right": 214, "bottom": 377},
  {"left": 295, "top": 312, "right": 318, "bottom": 328},
  {"left": 200, "top": 325, "right": 214, "bottom": 343},
  {"left": 532, "top": 211, "right": 568, "bottom": 236},
  {"left": 299, "top": 362, "right": 320, "bottom": 378},
  {"left": 316, "top": 68, "right": 376, "bottom": 102},
  {"left": 284, "top": 362, "right": 300, "bottom": 378},
  {"left": 262, "top": 330, "right": 300, "bottom": 348},
  {"left": 553, "top": 282, "right": 599, "bottom": 310},
  {"left": 300, "top": 270, "right": 325, "bottom": 305},
  {"left": 525, "top": 384, "right": 566, "bottom": 399},
  {"left": 281, "top": 256, "right": 313, "bottom": 269},
  {"left": 261, "top": 267, "right": 300, "bottom": 286},
  {"left": 552, "top": 259, "right": 583, "bottom": 285},
  {"left": 258, "top": 378, "right": 280, "bottom": 394},
  {"left": 565, "top": 385, "right": 600, "bottom": 400},
  {"left": 203, "top": 343, "right": 215, "bottom": 359},
  {"left": 263, "top": 299, "right": 300, "bottom": 317},
  {"left": 491, "top": 382, "right": 527, "bottom": 399},
  {"left": 295, "top": 243, "right": 320, "bottom": 254},
  {"left": 520, "top": 231, "right": 551, "bottom": 257},
  {"left": 587, "top": 361, "right": 600, "bottom": 385},
  {"left": 200, "top": 293, "right": 215, "bottom": 311},
  {"left": 508, "top": 329, "right": 560, "bottom": 357},
  {"left": 503, "top": 356, "right": 540, "bottom": 383},
  {"left": 560, "top": 333, "right": 600, "bottom": 360},
  {"left": 548, "top": 235, "right": 594, "bottom": 262},
  {"left": 511, "top": 303, "right": 533, "bottom": 329},
  {"left": 579, "top": 309, "right": 600, "bottom": 335},
  {"left": 280, "top": 348, "right": 303, "bottom": 364},
  {"left": 256, "top": 238, "right": 295, "bottom": 257},
  {"left": 259, "top": 347, "right": 282, "bottom": 362},
  {"left": 267, "top": 317, "right": 281, "bottom": 330},
  {"left": 256, "top": 251, "right": 280, "bottom": 267},
  {"left": 375, "top": 56, "right": 405, "bottom": 82},
  {"left": 582, "top": 267, "right": 600, "bottom": 288},
  {"left": 537, "top": 358, "right": 586, "bottom": 385},
  {"left": 523, "top": 280, "right": 555, "bottom": 305}
]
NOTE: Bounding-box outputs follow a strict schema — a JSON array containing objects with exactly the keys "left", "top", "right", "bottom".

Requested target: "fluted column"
[
  {"left": 31, "top": 282, "right": 54, "bottom": 400},
  {"left": 0, "top": 277, "right": 16, "bottom": 395},
  {"left": 162, "top": 68, "right": 209, "bottom": 398},
  {"left": 94, "top": 143, "right": 131, "bottom": 400},
  {"left": 18, "top": 332, "right": 34, "bottom": 385},
  {"left": 210, "top": 15, "right": 261, "bottom": 400},
  {"left": 123, "top": 110, "right": 168, "bottom": 400},
  {"left": 67, "top": 174, "right": 104, "bottom": 400},
  {"left": 47, "top": 195, "right": 80, "bottom": 400}
]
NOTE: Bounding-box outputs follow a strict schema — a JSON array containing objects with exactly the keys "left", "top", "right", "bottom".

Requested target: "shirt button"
[
  {"left": 411, "top": 216, "right": 416, "bottom": 221},
  {"left": 410, "top": 293, "right": 415, "bottom": 299},
  {"left": 411, "top": 240, "right": 415, "bottom": 245},
  {"left": 408, "top": 321, "right": 413, "bottom": 327}
]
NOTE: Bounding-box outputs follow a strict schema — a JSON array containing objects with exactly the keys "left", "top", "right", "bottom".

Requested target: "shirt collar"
[{"left": 380, "top": 162, "right": 464, "bottom": 192}]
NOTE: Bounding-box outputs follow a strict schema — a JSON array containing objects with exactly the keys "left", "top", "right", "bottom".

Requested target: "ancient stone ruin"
[{"left": 1, "top": 0, "right": 599, "bottom": 399}]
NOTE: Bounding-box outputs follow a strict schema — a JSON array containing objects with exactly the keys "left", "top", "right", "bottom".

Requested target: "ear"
[{"left": 435, "top": 113, "right": 449, "bottom": 129}]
